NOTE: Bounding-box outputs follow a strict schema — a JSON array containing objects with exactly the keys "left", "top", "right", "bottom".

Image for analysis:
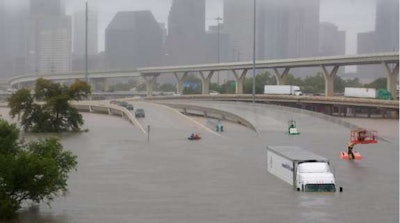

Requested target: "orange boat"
[{"left": 339, "top": 151, "right": 363, "bottom": 160}]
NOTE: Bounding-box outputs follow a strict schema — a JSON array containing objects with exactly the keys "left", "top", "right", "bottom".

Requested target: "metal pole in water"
[
  {"left": 147, "top": 125, "right": 150, "bottom": 142},
  {"left": 252, "top": 0, "right": 257, "bottom": 104},
  {"left": 85, "top": 1, "right": 89, "bottom": 83}
]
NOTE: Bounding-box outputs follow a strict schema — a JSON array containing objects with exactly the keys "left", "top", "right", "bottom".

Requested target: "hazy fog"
[{"left": 0, "top": 0, "right": 397, "bottom": 78}]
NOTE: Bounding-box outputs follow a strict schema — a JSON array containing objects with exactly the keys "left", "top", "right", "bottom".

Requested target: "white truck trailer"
[
  {"left": 344, "top": 87, "right": 393, "bottom": 100},
  {"left": 264, "top": 85, "right": 302, "bottom": 95},
  {"left": 344, "top": 87, "right": 376, "bottom": 98},
  {"left": 266, "top": 146, "right": 336, "bottom": 192}
]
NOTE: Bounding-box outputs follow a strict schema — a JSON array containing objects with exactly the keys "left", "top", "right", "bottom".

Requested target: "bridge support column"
[
  {"left": 272, "top": 68, "right": 290, "bottom": 85},
  {"left": 321, "top": 65, "right": 339, "bottom": 97},
  {"left": 232, "top": 69, "right": 248, "bottom": 94},
  {"left": 383, "top": 61, "right": 399, "bottom": 98},
  {"left": 142, "top": 73, "right": 160, "bottom": 96},
  {"left": 174, "top": 72, "right": 188, "bottom": 95},
  {"left": 199, "top": 71, "right": 214, "bottom": 94}
]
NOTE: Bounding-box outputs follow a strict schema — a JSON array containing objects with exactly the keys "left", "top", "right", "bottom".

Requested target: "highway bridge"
[
  {"left": 7, "top": 52, "right": 399, "bottom": 97},
  {"left": 144, "top": 94, "right": 399, "bottom": 118},
  {"left": 0, "top": 92, "right": 398, "bottom": 118}
]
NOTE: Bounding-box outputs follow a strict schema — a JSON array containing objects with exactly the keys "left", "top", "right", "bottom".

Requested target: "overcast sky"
[{"left": 65, "top": 0, "right": 377, "bottom": 54}]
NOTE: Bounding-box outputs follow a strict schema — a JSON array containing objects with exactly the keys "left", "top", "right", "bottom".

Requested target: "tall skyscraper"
[
  {"left": 165, "top": 0, "right": 207, "bottom": 65},
  {"left": 286, "top": 0, "right": 320, "bottom": 58},
  {"left": 0, "top": 0, "right": 5, "bottom": 66},
  {"left": 30, "top": 0, "right": 63, "bottom": 16},
  {"left": 1, "top": 0, "right": 29, "bottom": 77},
  {"left": 105, "top": 11, "right": 163, "bottom": 69},
  {"left": 223, "top": 0, "right": 320, "bottom": 61},
  {"left": 223, "top": 0, "right": 253, "bottom": 61},
  {"left": 27, "top": 0, "right": 72, "bottom": 74},
  {"left": 357, "top": 0, "right": 399, "bottom": 79},
  {"left": 375, "top": 0, "right": 399, "bottom": 52},
  {"left": 73, "top": 6, "right": 98, "bottom": 57},
  {"left": 319, "top": 22, "right": 346, "bottom": 56}
]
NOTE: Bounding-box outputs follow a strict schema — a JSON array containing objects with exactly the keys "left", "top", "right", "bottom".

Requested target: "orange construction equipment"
[{"left": 349, "top": 128, "right": 377, "bottom": 144}]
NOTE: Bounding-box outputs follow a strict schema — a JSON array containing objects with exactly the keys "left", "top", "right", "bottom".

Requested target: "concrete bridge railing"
[
  {"left": 157, "top": 102, "right": 258, "bottom": 133},
  {"left": 69, "top": 101, "right": 146, "bottom": 133}
]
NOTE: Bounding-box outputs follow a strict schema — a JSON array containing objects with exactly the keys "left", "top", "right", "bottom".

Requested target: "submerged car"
[
  {"left": 116, "top": 101, "right": 134, "bottom": 110},
  {"left": 135, "top": 108, "right": 145, "bottom": 118}
]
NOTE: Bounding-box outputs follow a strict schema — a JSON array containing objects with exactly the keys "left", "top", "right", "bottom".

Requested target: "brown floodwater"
[{"left": 1, "top": 101, "right": 398, "bottom": 223}]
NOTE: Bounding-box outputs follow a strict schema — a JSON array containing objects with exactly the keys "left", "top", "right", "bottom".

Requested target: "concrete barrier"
[
  {"left": 158, "top": 102, "right": 258, "bottom": 133},
  {"left": 69, "top": 101, "right": 146, "bottom": 134}
]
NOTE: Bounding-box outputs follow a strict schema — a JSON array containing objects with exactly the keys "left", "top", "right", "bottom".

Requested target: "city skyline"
[
  {"left": 63, "top": 0, "right": 376, "bottom": 54},
  {"left": 0, "top": 0, "right": 395, "bottom": 78}
]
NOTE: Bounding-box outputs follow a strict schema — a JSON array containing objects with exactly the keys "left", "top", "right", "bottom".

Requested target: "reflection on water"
[{"left": 8, "top": 205, "right": 65, "bottom": 223}]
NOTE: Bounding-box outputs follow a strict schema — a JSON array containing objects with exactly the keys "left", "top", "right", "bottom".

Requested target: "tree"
[
  {"left": 0, "top": 119, "right": 77, "bottom": 219},
  {"left": 182, "top": 74, "right": 201, "bottom": 94},
  {"left": 8, "top": 78, "right": 91, "bottom": 132},
  {"left": 157, "top": 83, "right": 176, "bottom": 92},
  {"left": 243, "top": 71, "right": 276, "bottom": 94},
  {"left": 344, "top": 77, "right": 363, "bottom": 88},
  {"left": 285, "top": 73, "right": 303, "bottom": 86},
  {"left": 364, "top": 77, "right": 387, "bottom": 89},
  {"left": 302, "top": 73, "right": 325, "bottom": 94}
]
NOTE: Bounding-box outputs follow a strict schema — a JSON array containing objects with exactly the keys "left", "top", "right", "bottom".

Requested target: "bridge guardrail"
[
  {"left": 157, "top": 102, "right": 258, "bottom": 133},
  {"left": 144, "top": 94, "right": 399, "bottom": 109},
  {"left": 70, "top": 101, "right": 146, "bottom": 134}
]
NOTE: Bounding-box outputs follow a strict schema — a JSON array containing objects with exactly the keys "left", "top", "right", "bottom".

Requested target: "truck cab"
[
  {"left": 292, "top": 86, "right": 303, "bottom": 96},
  {"left": 296, "top": 162, "right": 336, "bottom": 192}
]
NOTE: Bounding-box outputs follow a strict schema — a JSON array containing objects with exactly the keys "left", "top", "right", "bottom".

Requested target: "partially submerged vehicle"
[
  {"left": 267, "top": 146, "right": 337, "bottom": 192},
  {"left": 288, "top": 120, "right": 300, "bottom": 135}
]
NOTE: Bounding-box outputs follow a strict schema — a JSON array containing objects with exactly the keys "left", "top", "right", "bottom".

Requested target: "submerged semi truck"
[{"left": 266, "top": 146, "right": 336, "bottom": 192}]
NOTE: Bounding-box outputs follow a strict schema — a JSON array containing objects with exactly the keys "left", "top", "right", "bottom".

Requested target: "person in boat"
[{"left": 347, "top": 142, "right": 355, "bottom": 160}]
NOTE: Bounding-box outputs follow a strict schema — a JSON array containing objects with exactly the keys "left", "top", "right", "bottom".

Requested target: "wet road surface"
[{"left": 0, "top": 101, "right": 398, "bottom": 223}]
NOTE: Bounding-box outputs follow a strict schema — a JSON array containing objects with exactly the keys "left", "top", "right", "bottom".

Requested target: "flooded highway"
[{"left": 0, "top": 101, "right": 398, "bottom": 223}]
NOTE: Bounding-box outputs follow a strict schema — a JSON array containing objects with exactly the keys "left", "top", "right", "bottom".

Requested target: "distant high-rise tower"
[
  {"left": 375, "top": 0, "right": 399, "bottom": 52},
  {"left": 30, "top": 0, "right": 63, "bottom": 16},
  {"left": 223, "top": 0, "right": 253, "bottom": 61},
  {"left": 357, "top": 0, "right": 399, "bottom": 79},
  {"left": 0, "top": 0, "right": 5, "bottom": 64},
  {"left": 165, "top": 0, "right": 207, "bottom": 65},
  {"left": 1, "top": 0, "right": 29, "bottom": 77},
  {"left": 27, "top": 0, "right": 71, "bottom": 74},
  {"left": 223, "top": 0, "right": 320, "bottom": 61},
  {"left": 319, "top": 22, "right": 346, "bottom": 56},
  {"left": 105, "top": 11, "right": 163, "bottom": 69},
  {"left": 73, "top": 6, "right": 98, "bottom": 57},
  {"left": 286, "top": 0, "right": 320, "bottom": 58}
]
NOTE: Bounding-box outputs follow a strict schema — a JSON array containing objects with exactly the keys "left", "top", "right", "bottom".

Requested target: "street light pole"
[
  {"left": 85, "top": 1, "right": 89, "bottom": 83},
  {"left": 252, "top": 0, "right": 256, "bottom": 104},
  {"left": 216, "top": 17, "right": 222, "bottom": 85}
]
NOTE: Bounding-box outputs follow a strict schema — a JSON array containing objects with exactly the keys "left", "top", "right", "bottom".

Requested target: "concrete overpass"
[{"left": 7, "top": 52, "right": 399, "bottom": 97}]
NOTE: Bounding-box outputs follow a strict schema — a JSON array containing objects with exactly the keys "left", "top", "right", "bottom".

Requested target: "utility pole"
[
  {"left": 216, "top": 17, "right": 222, "bottom": 85},
  {"left": 85, "top": 1, "right": 89, "bottom": 83},
  {"left": 252, "top": 0, "right": 256, "bottom": 104}
]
